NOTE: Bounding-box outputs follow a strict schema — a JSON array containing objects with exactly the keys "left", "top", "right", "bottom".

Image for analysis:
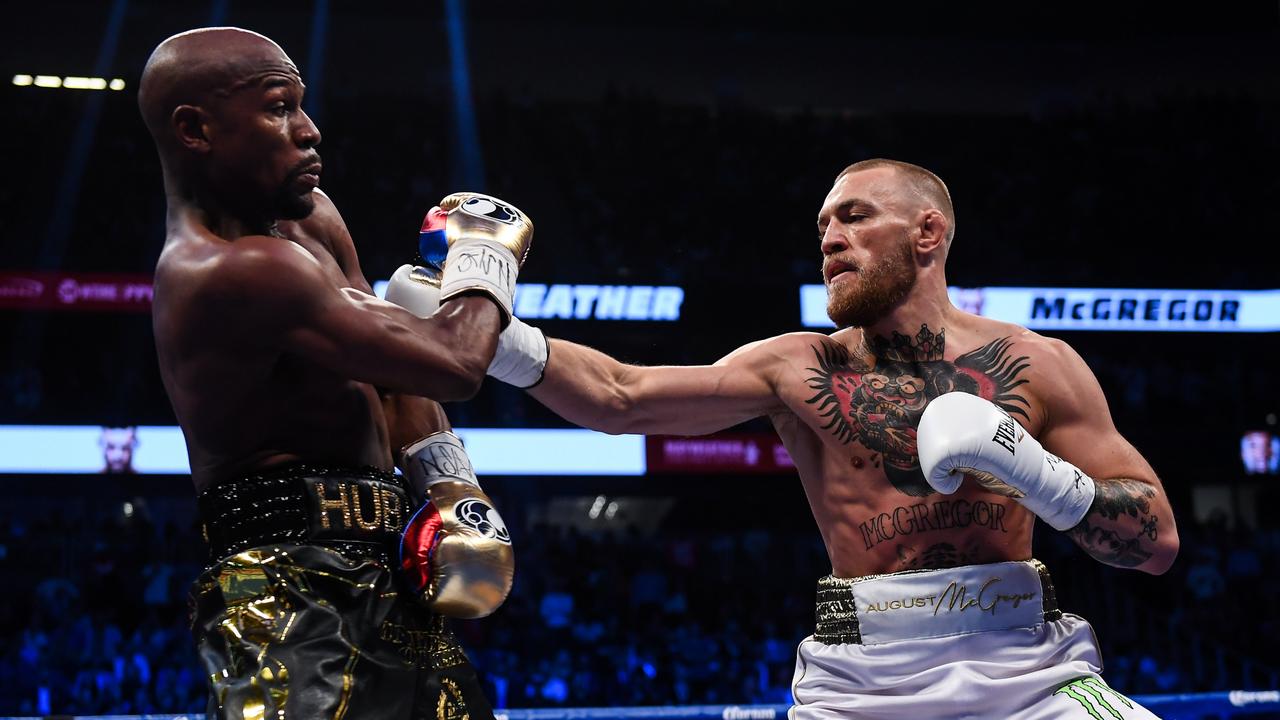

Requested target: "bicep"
[
  {"left": 1035, "top": 343, "right": 1155, "bottom": 482},
  {"left": 282, "top": 287, "right": 491, "bottom": 397}
]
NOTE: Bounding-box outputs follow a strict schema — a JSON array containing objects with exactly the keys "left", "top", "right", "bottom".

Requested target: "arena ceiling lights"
[{"left": 12, "top": 74, "right": 126, "bottom": 90}]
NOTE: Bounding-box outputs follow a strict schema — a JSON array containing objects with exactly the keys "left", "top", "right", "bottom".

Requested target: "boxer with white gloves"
[{"left": 480, "top": 159, "right": 1175, "bottom": 719}]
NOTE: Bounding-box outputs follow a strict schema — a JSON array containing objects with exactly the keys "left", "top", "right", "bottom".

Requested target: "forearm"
[
  {"left": 527, "top": 339, "right": 636, "bottom": 434},
  {"left": 381, "top": 393, "right": 451, "bottom": 463},
  {"left": 1067, "top": 477, "right": 1178, "bottom": 575}
]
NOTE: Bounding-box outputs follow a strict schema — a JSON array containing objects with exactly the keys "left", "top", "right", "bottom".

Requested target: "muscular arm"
[
  {"left": 213, "top": 237, "right": 501, "bottom": 401},
  {"left": 383, "top": 392, "right": 451, "bottom": 464},
  {"left": 527, "top": 336, "right": 790, "bottom": 436},
  {"left": 299, "top": 191, "right": 449, "bottom": 449},
  {"left": 1035, "top": 339, "right": 1179, "bottom": 574}
]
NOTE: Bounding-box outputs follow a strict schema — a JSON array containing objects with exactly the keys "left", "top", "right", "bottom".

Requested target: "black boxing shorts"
[{"left": 190, "top": 464, "right": 495, "bottom": 720}]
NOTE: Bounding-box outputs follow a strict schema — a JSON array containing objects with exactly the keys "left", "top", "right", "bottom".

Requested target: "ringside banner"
[
  {"left": 0, "top": 426, "right": 647, "bottom": 476},
  {"left": 800, "top": 285, "right": 1280, "bottom": 332},
  {"left": 0, "top": 272, "right": 685, "bottom": 322},
  {"left": 0, "top": 427, "right": 817, "bottom": 477},
  {"left": 374, "top": 281, "right": 685, "bottom": 321},
  {"left": 646, "top": 434, "right": 795, "bottom": 474},
  {"left": 0, "top": 272, "right": 153, "bottom": 311}
]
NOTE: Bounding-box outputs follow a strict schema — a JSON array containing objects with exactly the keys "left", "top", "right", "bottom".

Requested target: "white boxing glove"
[
  {"left": 916, "top": 391, "right": 1096, "bottom": 531},
  {"left": 385, "top": 263, "right": 547, "bottom": 387},
  {"left": 385, "top": 263, "right": 442, "bottom": 318}
]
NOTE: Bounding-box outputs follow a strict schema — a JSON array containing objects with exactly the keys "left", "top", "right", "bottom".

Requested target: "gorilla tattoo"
[{"left": 805, "top": 325, "right": 1031, "bottom": 496}]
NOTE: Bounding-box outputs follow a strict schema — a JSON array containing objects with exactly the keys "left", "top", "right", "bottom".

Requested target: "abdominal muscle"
[{"left": 773, "top": 413, "right": 1035, "bottom": 578}]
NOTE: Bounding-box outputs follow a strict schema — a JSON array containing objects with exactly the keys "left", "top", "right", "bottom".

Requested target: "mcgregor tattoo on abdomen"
[{"left": 859, "top": 498, "right": 1010, "bottom": 550}]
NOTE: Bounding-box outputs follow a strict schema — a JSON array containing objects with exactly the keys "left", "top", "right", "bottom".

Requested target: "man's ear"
[
  {"left": 916, "top": 209, "right": 949, "bottom": 254},
  {"left": 172, "top": 104, "right": 212, "bottom": 153}
]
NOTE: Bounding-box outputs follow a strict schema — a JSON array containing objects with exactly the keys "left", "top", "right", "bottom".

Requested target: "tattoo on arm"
[{"left": 1067, "top": 478, "right": 1159, "bottom": 568}]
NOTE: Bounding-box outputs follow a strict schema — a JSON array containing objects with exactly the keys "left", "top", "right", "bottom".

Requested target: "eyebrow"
[
  {"left": 817, "top": 199, "right": 875, "bottom": 226},
  {"left": 261, "top": 75, "right": 303, "bottom": 91}
]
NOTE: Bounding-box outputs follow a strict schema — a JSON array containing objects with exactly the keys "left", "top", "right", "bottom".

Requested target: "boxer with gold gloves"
[{"left": 143, "top": 26, "right": 530, "bottom": 719}]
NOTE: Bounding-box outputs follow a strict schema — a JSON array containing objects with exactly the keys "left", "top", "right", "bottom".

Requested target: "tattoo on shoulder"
[
  {"left": 1068, "top": 479, "right": 1158, "bottom": 568},
  {"left": 804, "top": 324, "right": 1030, "bottom": 497}
]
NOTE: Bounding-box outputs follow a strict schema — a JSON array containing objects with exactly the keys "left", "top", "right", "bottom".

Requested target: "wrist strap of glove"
[
  {"left": 1022, "top": 452, "right": 1098, "bottom": 531},
  {"left": 489, "top": 316, "right": 548, "bottom": 388},
  {"left": 439, "top": 241, "right": 518, "bottom": 321},
  {"left": 402, "top": 431, "right": 480, "bottom": 505}
]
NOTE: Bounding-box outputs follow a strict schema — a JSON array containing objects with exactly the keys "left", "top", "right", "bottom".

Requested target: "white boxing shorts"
[{"left": 790, "top": 560, "right": 1161, "bottom": 720}]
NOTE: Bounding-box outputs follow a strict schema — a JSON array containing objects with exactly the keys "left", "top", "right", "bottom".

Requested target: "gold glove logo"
[
  {"left": 454, "top": 499, "right": 511, "bottom": 544},
  {"left": 461, "top": 197, "right": 519, "bottom": 225}
]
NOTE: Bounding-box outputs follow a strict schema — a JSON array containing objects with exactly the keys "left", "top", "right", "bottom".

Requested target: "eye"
[
  {"left": 269, "top": 102, "right": 290, "bottom": 116},
  {"left": 847, "top": 213, "right": 867, "bottom": 223}
]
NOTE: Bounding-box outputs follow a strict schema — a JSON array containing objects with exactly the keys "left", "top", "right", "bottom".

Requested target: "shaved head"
[
  {"left": 837, "top": 159, "right": 955, "bottom": 245},
  {"left": 138, "top": 27, "right": 298, "bottom": 147},
  {"left": 138, "top": 27, "right": 321, "bottom": 226}
]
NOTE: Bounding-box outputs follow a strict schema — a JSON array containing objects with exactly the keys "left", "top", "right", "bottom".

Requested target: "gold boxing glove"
[
  {"left": 399, "top": 431, "right": 514, "bottom": 618},
  {"left": 434, "top": 192, "right": 534, "bottom": 323}
]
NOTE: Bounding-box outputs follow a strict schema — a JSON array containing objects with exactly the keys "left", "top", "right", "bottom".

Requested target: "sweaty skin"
[
  {"left": 526, "top": 163, "right": 1179, "bottom": 578},
  {"left": 144, "top": 29, "right": 496, "bottom": 491}
]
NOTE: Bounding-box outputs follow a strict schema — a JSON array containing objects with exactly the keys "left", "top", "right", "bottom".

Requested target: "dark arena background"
[{"left": 2, "top": 1, "right": 1279, "bottom": 718}]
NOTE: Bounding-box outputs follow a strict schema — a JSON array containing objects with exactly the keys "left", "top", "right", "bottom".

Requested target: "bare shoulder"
[
  {"left": 289, "top": 189, "right": 346, "bottom": 243},
  {"left": 160, "top": 233, "right": 328, "bottom": 327},
  {"left": 1004, "top": 326, "right": 1090, "bottom": 379},
  {"left": 716, "top": 331, "right": 837, "bottom": 366},
  {"left": 285, "top": 189, "right": 370, "bottom": 291},
  {"left": 964, "top": 316, "right": 1074, "bottom": 365},
  {"left": 211, "top": 235, "right": 324, "bottom": 298},
  {"left": 969, "top": 317, "right": 1099, "bottom": 409}
]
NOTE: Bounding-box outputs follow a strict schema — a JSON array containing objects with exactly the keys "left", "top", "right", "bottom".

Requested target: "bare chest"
[{"left": 784, "top": 328, "right": 1042, "bottom": 498}]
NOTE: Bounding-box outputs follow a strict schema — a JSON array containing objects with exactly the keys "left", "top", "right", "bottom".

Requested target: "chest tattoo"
[{"left": 804, "top": 325, "right": 1031, "bottom": 497}]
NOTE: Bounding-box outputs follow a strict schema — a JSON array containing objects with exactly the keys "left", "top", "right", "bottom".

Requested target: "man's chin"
[
  {"left": 827, "top": 287, "right": 880, "bottom": 328},
  {"left": 278, "top": 191, "right": 317, "bottom": 221},
  {"left": 827, "top": 306, "right": 884, "bottom": 329}
]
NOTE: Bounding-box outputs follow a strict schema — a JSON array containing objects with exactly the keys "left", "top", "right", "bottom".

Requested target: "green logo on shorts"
[{"left": 1054, "top": 676, "right": 1134, "bottom": 720}]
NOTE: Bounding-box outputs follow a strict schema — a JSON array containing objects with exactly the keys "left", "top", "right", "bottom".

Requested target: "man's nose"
[
  {"left": 296, "top": 109, "right": 322, "bottom": 148},
  {"left": 820, "top": 228, "right": 849, "bottom": 256}
]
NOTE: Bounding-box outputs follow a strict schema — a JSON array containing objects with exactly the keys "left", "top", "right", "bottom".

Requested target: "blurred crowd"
[{"left": 1, "top": 494, "right": 1277, "bottom": 715}]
